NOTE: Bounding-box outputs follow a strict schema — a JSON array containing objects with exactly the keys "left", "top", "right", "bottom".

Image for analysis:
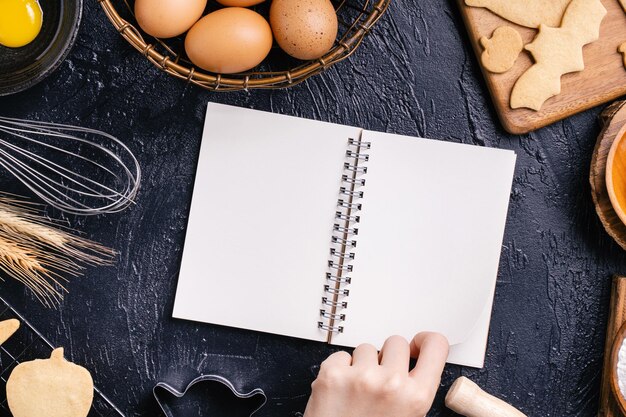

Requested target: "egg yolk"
[{"left": 0, "top": 0, "right": 42, "bottom": 48}]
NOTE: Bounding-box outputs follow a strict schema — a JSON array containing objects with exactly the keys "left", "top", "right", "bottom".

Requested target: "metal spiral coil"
[
  {"left": 337, "top": 199, "right": 362, "bottom": 210},
  {"left": 343, "top": 163, "right": 368, "bottom": 174},
  {"left": 326, "top": 273, "right": 352, "bottom": 284},
  {"left": 324, "top": 285, "right": 350, "bottom": 296},
  {"left": 341, "top": 175, "right": 366, "bottom": 186},
  {"left": 328, "top": 261, "right": 353, "bottom": 272},
  {"left": 318, "top": 323, "right": 344, "bottom": 333},
  {"left": 331, "top": 235, "right": 357, "bottom": 247},
  {"left": 318, "top": 136, "right": 370, "bottom": 336},
  {"left": 330, "top": 247, "right": 355, "bottom": 260},
  {"left": 349, "top": 138, "right": 372, "bottom": 149},
  {"left": 333, "top": 224, "right": 359, "bottom": 235},
  {"left": 322, "top": 297, "right": 347, "bottom": 308},
  {"left": 340, "top": 187, "right": 364, "bottom": 198}
]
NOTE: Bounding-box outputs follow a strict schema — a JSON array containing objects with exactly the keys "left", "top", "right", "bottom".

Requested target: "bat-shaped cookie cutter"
[{"left": 153, "top": 374, "right": 267, "bottom": 417}]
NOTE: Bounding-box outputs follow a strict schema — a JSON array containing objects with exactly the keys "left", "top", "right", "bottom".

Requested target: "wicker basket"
[{"left": 98, "top": 0, "right": 390, "bottom": 91}]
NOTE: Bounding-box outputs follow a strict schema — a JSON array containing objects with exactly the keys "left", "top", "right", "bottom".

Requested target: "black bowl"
[{"left": 0, "top": 0, "right": 82, "bottom": 96}]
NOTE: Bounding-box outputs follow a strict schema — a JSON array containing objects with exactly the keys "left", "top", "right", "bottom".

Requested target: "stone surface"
[{"left": 0, "top": 0, "right": 625, "bottom": 416}]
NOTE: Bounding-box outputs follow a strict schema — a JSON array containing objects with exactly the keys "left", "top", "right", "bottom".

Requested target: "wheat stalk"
[{"left": 0, "top": 196, "right": 114, "bottom": 307}]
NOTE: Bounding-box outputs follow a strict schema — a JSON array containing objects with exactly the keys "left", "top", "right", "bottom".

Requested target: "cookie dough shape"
[
  {"left": 0, "top": 319, "right": 19, "bottom": 345},
  {"left": 620, "top": 42, "right": 626, "bottom": 69},
  {"left": 480, "top": 26, "right": 523, "bottom": 73},
  {"left": 510, "top": 0, "right": 607, "bottom": 111},
  {"left": 7, "top": 347, "right": 94, "bottom": 417},
  {"left": 464, "top": 0, "right": 571, "bottom": 28}
]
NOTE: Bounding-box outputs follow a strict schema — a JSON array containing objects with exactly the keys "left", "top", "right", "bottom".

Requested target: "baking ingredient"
[
  {"left": 0, "top": 319, "right": 19, "bottom": 345},
  {"left": 510, "top": 0, "right": 606, "bottom": 111},
  {"left": 480, "top": 26, "right": 523, "bottom": 74},
  {"left": 464, "top": 0, "right": 570, "bottom": 28},
  {"left": 270, "top": 0, "right": 338, "bottom": 60},
  {"left": 216, "top": 0, "right": 265, "bottom": 5},
  {"left": 7, "top": 347, "right": 94, "bottom": 417},
  {"left": 620, "top": 42, "right": 626, "bottom": 69},
  {"left": 617, "top": 336, "right": 626, "bottom": 400},
  {"left": 0, "top": 0, "right": 42, "bottom": 48},
  {"left": 185, "top": 8, "right": 273, "bottom": 74},
  {"left": 0, "top": 195, "right": 114, "bottom": 307},
  {"left": 609, "top": 131, "right": 626, "bottom": 225},
  {"left": 135, "top": 0, "right": 206, "bottom": 38}
]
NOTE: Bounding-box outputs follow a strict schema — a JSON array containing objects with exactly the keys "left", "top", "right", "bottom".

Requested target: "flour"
[{"left": 617, "top": 338, "right": 626, "bottom": 399}]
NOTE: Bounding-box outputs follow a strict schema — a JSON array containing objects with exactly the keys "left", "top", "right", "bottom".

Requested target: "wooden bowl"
[
  {"left": 607, "top": 127, "right": 626, "bottom": 227},
  {"left": 610, "top": 322, "right": 626, "bottom": 415},
  {"left": 591, "top": 101, "right": 626, "bottom": 251}
]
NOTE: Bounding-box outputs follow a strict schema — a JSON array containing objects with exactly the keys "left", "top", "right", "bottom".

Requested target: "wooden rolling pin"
[{"left": 445, "top": 377, "right": 527, "bottom": 417}]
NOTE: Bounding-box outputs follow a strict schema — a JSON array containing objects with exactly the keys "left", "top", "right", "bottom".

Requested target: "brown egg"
[
  {"left": 215, "top": 0, "right": 265, "bottom": 6},
  {"left": 270, "top": 0, "right": 338, "bottom": 60},
  {"left": 185, "top": 8, "right": 273, "bottom": 74},
  {"left": 135, "top": 0, "right": 207, "bottom": 38}
]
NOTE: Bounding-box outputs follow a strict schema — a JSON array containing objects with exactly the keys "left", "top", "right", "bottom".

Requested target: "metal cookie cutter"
[{"left": 154, "top": 374, "right": 267, "bottom": 417}]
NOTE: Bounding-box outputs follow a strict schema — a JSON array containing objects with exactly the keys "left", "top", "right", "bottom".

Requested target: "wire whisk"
[{"left": 0, "top": 117, "right": 141, "bottom": 215}]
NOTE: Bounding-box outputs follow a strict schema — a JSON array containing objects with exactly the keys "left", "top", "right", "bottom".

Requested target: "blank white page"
[
  {"left": 173, "top": 103, "right": 361, "bottom": 342},
  {"left": 332, "top": 131, "right": 516, "bottom": 367}
]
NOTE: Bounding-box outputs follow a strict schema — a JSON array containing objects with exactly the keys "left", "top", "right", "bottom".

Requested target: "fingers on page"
[
  {"left": 379, "top": 335, "right": 410, "bottom": 371},
  {"left": 314, "top": 351, "right": 352, "bottom": 391},
  {"left": 352, "top": 343, "right": 379, "bottom": 367},
  {"left": 409, "top": 332, "right": 449, "bottom": 359},
  {"left": 409, "top": 333, "right": 449, "bottom": 392},
  {"left": 321, "top": 350, "right": 352, "bottom": 369}
]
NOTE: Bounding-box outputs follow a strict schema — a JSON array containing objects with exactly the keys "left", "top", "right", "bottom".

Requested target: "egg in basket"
[{"left": 99, "top": 0, "right": 390, "bottom": 91}]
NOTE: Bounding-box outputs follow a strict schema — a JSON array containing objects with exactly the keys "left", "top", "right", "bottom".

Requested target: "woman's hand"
[{"left": 303, "top": 332, "right": 449, "bottom": 417}]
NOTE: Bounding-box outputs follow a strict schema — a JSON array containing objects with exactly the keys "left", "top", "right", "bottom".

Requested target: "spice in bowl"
[
  {"left": 611, "top": 323, "right": 626, "bottom": 414},
  {"left": 618, "top": 338, "right": 626, "bottom": 400},
  {"left": 607, "top": 129, "right": 626, "bottom": 226}
]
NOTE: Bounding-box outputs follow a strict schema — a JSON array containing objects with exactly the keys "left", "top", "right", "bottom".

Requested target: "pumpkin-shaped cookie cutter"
[{"left": 154, "top": 374, "right": 267, "bottom": 417}]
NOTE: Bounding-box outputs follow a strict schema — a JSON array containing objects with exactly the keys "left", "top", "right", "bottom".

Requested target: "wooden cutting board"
[{"left": 458, "top": 0, "right": 626, "bottom": 135}]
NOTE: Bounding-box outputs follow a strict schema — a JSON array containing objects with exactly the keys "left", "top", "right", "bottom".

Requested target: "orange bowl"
[{"left": 607, "top": 128, "right": 626, "bottom": 227}]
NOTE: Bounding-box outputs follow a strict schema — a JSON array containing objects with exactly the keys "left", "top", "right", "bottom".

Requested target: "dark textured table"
[{"left": 1, "top": 0, "right": 625, "bottom": 416}]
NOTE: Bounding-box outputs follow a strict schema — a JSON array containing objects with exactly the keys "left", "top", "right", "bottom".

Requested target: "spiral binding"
[{"left": 318, "top": 136, "right": 370, "bottom": 338}]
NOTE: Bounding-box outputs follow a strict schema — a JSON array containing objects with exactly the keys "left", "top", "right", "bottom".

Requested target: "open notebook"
[{"left": 173, "top": 103, "right": 517, "bottom": 368}]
